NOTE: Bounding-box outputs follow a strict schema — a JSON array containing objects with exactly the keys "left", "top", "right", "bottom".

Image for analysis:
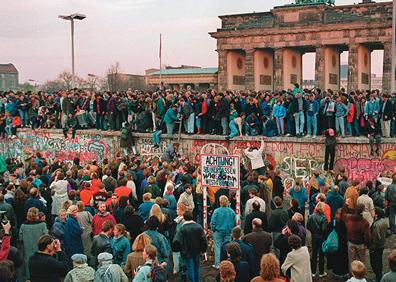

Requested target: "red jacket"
[
  {"left": 346, "top": 103, "right": 355, "bottom": 123},
  {"left": 0, "top": 235, "right": 10, "bottom": 261},
  {"left": 92, "top": 212, "right": 116, "bottom": 236}
]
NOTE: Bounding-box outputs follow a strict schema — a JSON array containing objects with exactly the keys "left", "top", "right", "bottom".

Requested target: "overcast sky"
[{"left": 0, "top": 0, "right": 388, "bottom": 82}]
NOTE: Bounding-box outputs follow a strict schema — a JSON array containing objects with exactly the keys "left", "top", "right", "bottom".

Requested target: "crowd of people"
[
  {"left": 0, "top": 85, "right": 395, "bottom": 142},
  {"left": 0, "top": 136, "right": 394, "bottom": 282}
]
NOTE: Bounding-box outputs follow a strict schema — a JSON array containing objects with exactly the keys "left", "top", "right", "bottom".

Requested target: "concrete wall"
[
  {"left": 283, "top": 48, "right": 302, "bottom": 89},
  {"left": 227, "top": 51, "right": 246, "bottom": 91},
  {"left": 1, "top": 129, "right": 395, "bottom": 186},
  {"left": 254, "top": 49, "right": 274, "bottom": 91},
  {"left": 324, "top": 47, "right": 340, "bottom": 90}
]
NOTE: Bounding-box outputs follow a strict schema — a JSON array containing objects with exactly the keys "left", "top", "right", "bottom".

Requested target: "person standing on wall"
[
  {"left": 323, "top": 128, "right": 336, "bottom": 172},
  {"left": 244, "top": 139, "right": 265, "bottom": 176}
]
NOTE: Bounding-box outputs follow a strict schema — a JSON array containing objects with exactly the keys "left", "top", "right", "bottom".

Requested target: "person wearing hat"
[
  {"left": 64, "top": 254, "right": 95, "bottom": 282},
  {"left": 323, "top": 128, "right": 336, "bottom": 172},
  {"left": 163, "top": 104, "right": 179, "bottom": 136},
  {"left": 94, "top": 252, "right": 128, "bottom": 282}
]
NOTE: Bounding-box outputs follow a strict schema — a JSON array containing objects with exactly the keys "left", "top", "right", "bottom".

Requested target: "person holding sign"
[
  {"left": 244, "top": 138, "right": 265, "bottom": 176},
  {"left": 226, "top": 113, "right": 246, "bottom": 140}
]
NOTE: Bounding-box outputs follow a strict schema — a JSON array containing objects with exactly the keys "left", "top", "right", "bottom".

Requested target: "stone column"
[
  {"left": 217, "top": 50, "right": 228, "bottom": 91},
  {"left": 274, "top": 48, "right": 284, "bottom": 91},
  {"left": 347, "top": 44, "right": 359, "bottom": 92},
  {"left": 245, "top": 49, "right": 255, "bottom": 90},
  {"left": 383, "top": 42, "right": 392, "bottom": 93},
  {"left": 315, "top": 46, "right": 325, "bottom": 90}
]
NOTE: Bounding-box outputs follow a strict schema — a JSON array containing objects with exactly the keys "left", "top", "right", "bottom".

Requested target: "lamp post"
[{"left": 58, "top": 13, "right": 86, "bottom": 89}]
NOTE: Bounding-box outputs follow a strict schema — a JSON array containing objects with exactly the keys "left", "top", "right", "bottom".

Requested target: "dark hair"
[
  {"left": 102, "top": 220, "right": 114, "bottom": 232},
  {"left": 286, "top": 219, "right": 299, "bottom": 235},
  {"left": 37, "top": 235, "right": 54, "bottom": 251},
  {"left": 146, "top": 216, "right": 160, "bottom": 230},
  {"left": 288, "top": 234, "right": 302, "bottom": 249},
  {"left": 231, "top": 226, "right": 242, "bottom": 239},
  {"left": 252, "top": 201, "right": 261, "bottom": 211},
  {"left": 274, "top": 196, "right": 282, "bottom": 207},
  {"left": 183, "top": 210, "right": 193, "bottom": 221},
  {"left": 0, "top": 260, "right": 15, "bottom": 282},
  {"left": 226, "top": 242, "right": 242, "bottom": 262},
  {"left": 118, "top": 196, "right": 129, "bottom": 207},
  {"left": 291, "top": 199, "right": 299, "bottom": 209},
  {"left": 124, "top": 206, "right": 134, "bottom": 217},
  {"left": 388, "top": 250, "right": 396, "bottom": 272}
]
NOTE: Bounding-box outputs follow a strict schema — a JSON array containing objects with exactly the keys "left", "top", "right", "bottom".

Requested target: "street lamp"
[{"left": 58, "top": 13, "right": 86, "bottom": 89}]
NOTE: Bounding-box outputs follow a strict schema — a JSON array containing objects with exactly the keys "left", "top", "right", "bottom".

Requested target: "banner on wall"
[{"left": 201, "top": 154, "right": 240, "bottom": 189}]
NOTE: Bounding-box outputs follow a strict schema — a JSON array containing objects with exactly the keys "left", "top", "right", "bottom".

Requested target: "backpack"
[
  {"left": 147, "top": 263, "right": 167, "bottom": 282},
  {"left": 322, "top": 220, "right": 339, "bottom": 254}
]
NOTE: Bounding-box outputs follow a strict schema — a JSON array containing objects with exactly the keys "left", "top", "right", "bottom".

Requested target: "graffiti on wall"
[{"left": 0, "top": 131, "right": 111, "bottom": 164}]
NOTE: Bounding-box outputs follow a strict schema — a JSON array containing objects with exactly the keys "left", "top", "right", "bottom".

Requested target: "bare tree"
[
  {"left": 58, "top": 71, "right": 74, "bottom": 90},
  {"left": 106, "top": 62, "right": 121, "bottom": 92}
]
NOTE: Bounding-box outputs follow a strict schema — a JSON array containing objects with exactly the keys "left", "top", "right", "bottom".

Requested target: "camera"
[{"left": 0, "top": 211, "right": 9, "bottom": 225}]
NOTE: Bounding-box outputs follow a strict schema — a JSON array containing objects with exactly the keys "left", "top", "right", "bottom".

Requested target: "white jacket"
[
  {"left": 281, "top": 246, "right": 313, "bottom": 282},
  {"left": 244, "top": 140, "right": 265, "bottom": 169}
]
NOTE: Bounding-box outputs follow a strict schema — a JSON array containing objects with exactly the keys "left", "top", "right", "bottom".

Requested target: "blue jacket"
[
  {"left": 5, "top": 101, "right": 16, "bottom": 115},
  {"left": 364, "top": 99, "right": 380, "bottom": 116},
  {"left": 64, "top": 216, "right": 83, "bottom": 257},
  {"left": 211, "top": 207, "right": 236, "bottom": 233},
  {"left": 143, "top": 230, "right": 170, "bottom": 264},
  {"left": 111, "top": 235, "right": 131, "bottom": 266},
  {"left": 138, "top": 202, "right": 155, "bottom": 221},
  {"left": 163, "top": 108, "right": 178, "bottom": 124},
  {"left": 306, "top": 100, "right": 319, "bottom": 116},
  {"left": 261, "top": 101, "right": 271, "bottom": 117},
  {"left": 335, "top": 102, "right": 348, "bottom": 117},
  {"left": 272, "top": 104, "right": 286, "bottom": 118},
  {"left": 289, "top": 186, "right": 308, "bottom": 209},
  {"left": 326, "top": 191, "right": 345, "bottom": 221},
  {"left": 164, "top": 194, "right": 177, "bottom": 210}
]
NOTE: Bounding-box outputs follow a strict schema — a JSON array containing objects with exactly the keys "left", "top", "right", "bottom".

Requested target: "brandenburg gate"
[{"left": 210, "top": 0, "right": 394, "bottom": 92}]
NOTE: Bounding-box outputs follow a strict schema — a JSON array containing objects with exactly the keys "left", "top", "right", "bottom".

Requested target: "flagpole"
[{"left": 159, "top": 33, "right": 162, "bottom": 90}]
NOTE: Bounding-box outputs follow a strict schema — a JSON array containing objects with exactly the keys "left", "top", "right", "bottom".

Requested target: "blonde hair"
[
  {"left": 27, "top": 207, "right": 39, "bottom": 221},
  {"left": 315, "top": 202, "right": 325, "bottom": 214},
  {"left": 143, "top": 193, "right": 152, "bottom": 202},
  {"left": 150, "top": 204, "right": 166, "bottom": 223},
  {"left": 260, "top": 253, "right": 280, "bottom": 280},
  {"left": 292, "top": 212, "right": 304, "bottom": 223},
  {"left": 219, "top": 195, "right": 229, "bottom": 207},
  {"left": 132, "top": 234, "right": 151, "bottom": 252},
  {"left": 115, "top": 223, "right": 131, "bottom": 240},
  {"left": 67, "top": 205, "right": 78, "bottom": 214}
]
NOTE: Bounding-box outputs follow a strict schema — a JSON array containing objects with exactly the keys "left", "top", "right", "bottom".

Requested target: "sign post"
[{"left": 201, "top": 154, "right": 241, "bottom": 232}]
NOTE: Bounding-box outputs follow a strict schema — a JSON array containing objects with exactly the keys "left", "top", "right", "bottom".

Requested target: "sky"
[{"left": 0, "top": 0, "right": 389, "bottom": 83}]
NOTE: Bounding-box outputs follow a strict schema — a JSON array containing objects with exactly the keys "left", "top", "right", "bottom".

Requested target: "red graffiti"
[{"left": 334, "top": 158, "right": 396, "bottom": 183}]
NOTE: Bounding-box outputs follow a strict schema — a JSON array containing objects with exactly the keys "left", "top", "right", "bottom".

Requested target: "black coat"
[
  {"left": 268, "top": 207, "right": 289, "bottom": 233},
  {"left": 172, "top": 221, "right": 207, "bottom": 258},
  {"left": 93, "top": 98, "right": 107, "bottom": 115},
  {"left": 28, "top": 251, "right": 70, "bottom": 282},
  {"left": 291, "top": 96, "right": 307, "bottom": 114},
  {"left": 244, "top": 210, "right": 268, "bottom": 234},
  {"left": 243, "top": 228, "right": 272, "bottom": 272},
  {"left": 122, "top": 214, "right": 144, "bottom": 243},
  {"left": 381, "top": 100, "right": 393, "bottom": 121}
]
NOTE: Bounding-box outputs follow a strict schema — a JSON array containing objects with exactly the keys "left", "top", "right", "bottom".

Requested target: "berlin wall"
[{"left": 0, "top": 129, "right": 395, "bottom": 185}]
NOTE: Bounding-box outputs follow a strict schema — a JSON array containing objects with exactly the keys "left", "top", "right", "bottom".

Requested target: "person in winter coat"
[
  {"left": 273, "top": 100, "right": 286, "bottom": 136},
  {"left": 306, "top": 94, "right": 319, "bottom": 138},
  {"left": 173, "top": 210, "right": 207, "bottom": 282},
  {"left": 357, "top": 186, "right": 375, "bottom": 226},
  {"left": 51, "top": 209, "right": 67, "bottom": 246},
  {"left": 177, "top": 184, "right": 195, "bottom": 212},
  {"left": 111, "top": 224, "right": 131, "bottom": 267},
  {"left": 346, "top": 100, "right": 355, "bottom": 136},
  {"left": 307, "top": 202, "right": 328, "bottom": 278},
  {"left": 251, "top": 253, "right": 284, "bottom": 282},
  {"left": 326, "top": 186, "right": 344, "bottom": 221},
  {"left": 385, "top": 175, "right": 396, "bottom": 234},
  {"left": 92, "top": 202, "right": 117, "bottom": 236},
  {"left": 335, "top": 98, "right": 348, "bottom": 137},
  {"left": 50, "top": 172, "right": 69, "bottom": 218},
  {"left": 211, "top": 195, "right": 236, "bottom": 268},
  {"left": 244, "top": 201, "right": 268, "bottom": 235},
  {"left": 63, "top": 113, "right": 78, "bottom": 139},
  {"left": 19, "top": 207, "right": 48, "bottom": 277},
  {"left": 91, "top": 221, "right": 114, "bottom": 266},
  {"left": 143, "top": 216, "right": 170, "bottom": 266},
  {"left": 244, "top": 139, "right": 265, "bottom": 175},
  {"left": 94, "top": 252, "right": 128, "bottom": 282},
  {"left": 369, "top": 208, "right": 388, "bottom": 282},
  {"left": 132, "top": 245, "right": 165, "bottom": 282},
  {"left": 64, "top": 205, "right": 84, "bottom": 258},
  {"left": 124, "top": 234, "right": 151, "bottom": 279},
  {"left": 281, "top": 235, "right": 312, "bottom": 282},
  {"left": 327, "top": 208, "right": 349, "bottom": 280},
  {"left": 76, "top": 202, "right": 93, "bottom": 261},
  {"left": 324, "top": 128, "right": 336, "bottom": 171},
  {"left": 64, "top": 254, "right": 95, "bottom": 282},
  {"left": 28, "top": 235, "right": 70, "bottom": 282},
  {"left": 163, "top": 104, "right": 179, "bottom": 136}
]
